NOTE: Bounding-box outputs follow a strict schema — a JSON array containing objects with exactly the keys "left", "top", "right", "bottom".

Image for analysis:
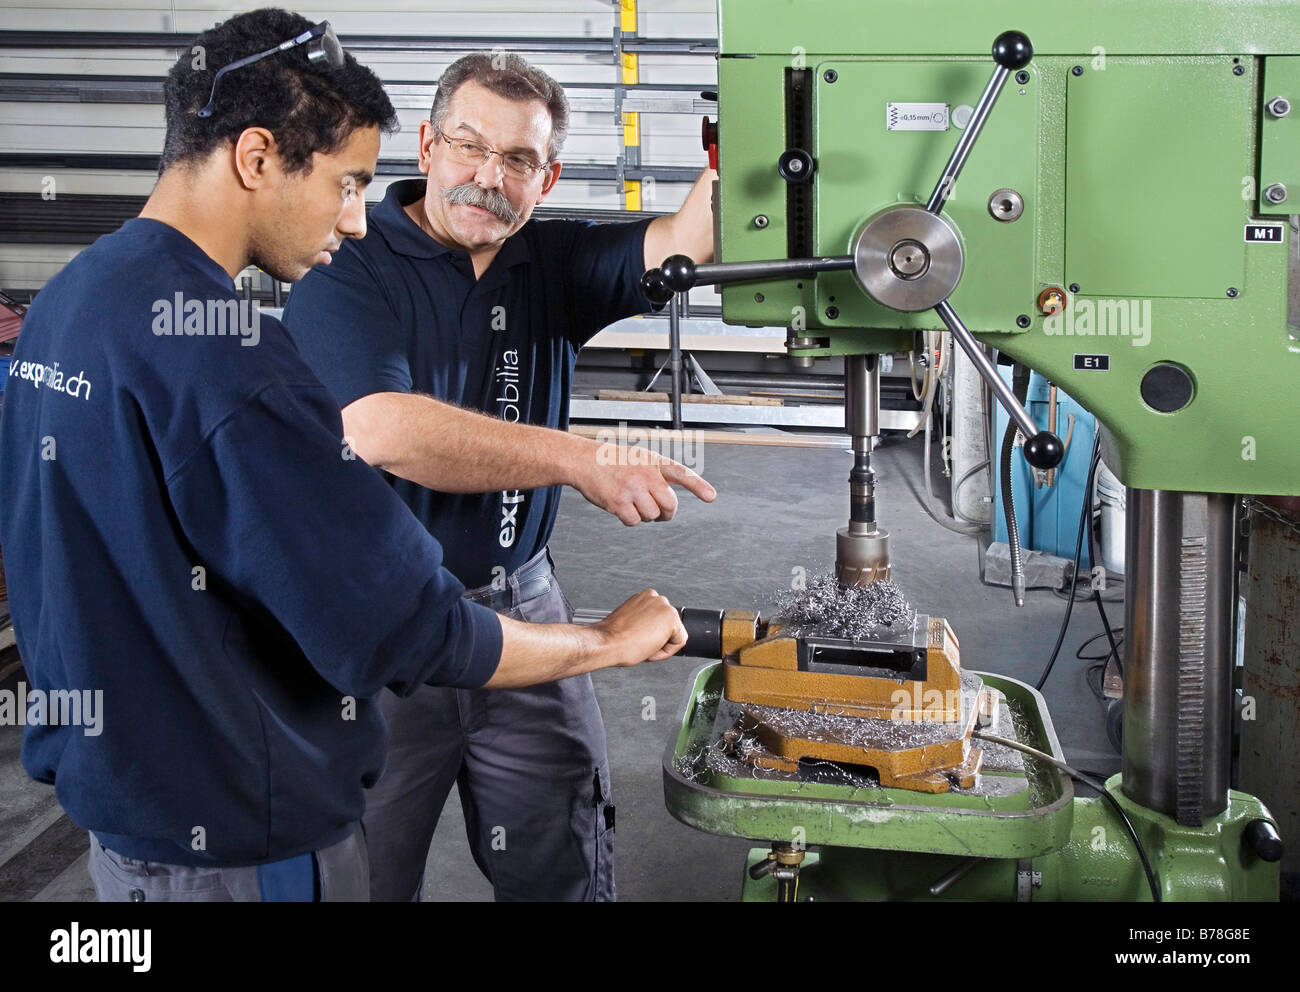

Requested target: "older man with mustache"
[{"left": 281, "top": 52, "right": 717, "bottom": 901}]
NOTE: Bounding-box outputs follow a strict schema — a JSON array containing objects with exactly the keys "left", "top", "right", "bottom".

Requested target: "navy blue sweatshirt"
[
  {"left": 0, "top": 219, "right": 503, "bottom": 867},
  {"left": 282, "top": 179, "right": 653, "bottom": 588}
]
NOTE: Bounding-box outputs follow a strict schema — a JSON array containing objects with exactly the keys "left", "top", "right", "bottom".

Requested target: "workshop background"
[{"left": 1, "top": 1, "right": 1297, "bottom": 902}]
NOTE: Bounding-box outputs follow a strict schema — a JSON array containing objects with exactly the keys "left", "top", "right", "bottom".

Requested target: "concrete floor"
[
  {"left": 0, "top": 655, "right": 97, "bottom": 901},
  {"left": 0, "top": 431, "right": 1123, "bottom": 902}
]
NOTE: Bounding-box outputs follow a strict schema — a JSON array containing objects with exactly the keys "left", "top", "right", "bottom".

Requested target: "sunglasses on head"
[{"left": 196, "top": 20, "right": 345, "bottom": 119}]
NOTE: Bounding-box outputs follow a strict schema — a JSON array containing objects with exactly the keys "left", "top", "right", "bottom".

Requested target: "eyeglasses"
[
  {"left": 434, "top": 126, "right": 550, "bottom": 180},
  {"left": 196, "top": 21, "right": 345, "bottom": 118}
]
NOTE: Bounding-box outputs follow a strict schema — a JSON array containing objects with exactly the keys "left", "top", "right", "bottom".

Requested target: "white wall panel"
[
  {"left": 1, "top": 0, "right": 721, "bottom": 290},
  {"left": 2, "top": 1, "right": 718, "bottom": 38},
  {"left": 0, "top": 169, "right": 160, "bottom": 198},
  {"left": 0, "top": 245, "right": 82, "bottom": 290}
]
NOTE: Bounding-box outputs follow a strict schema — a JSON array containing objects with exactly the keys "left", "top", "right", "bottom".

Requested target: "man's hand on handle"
[{"left": 590, "top": 588, "right": 687, "bottom": 663}]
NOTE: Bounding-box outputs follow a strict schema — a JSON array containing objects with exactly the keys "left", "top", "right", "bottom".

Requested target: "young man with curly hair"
[{"left": 0, "top": 9, "right": 686, "bottom": 903}]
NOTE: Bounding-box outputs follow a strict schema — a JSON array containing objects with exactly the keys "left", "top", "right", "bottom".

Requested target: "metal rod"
[
  {"left": 934, "top": 300, "right": 1039, "bottom": 440},
  {"left": 690, "top": 255, "right": 854, "bottom": 286},
  {"left": 0, "top": 155, "right": 700, "bottom": 185},
  {"left": 844, "top": 354, "right": 879, "bottom": 443},
  {"left": 1045, "top": 383, "right": 1058, "bottom": 487},
  {"left": 929, "top": 857, "right": 983, "bottom": 896},
  {"left": 925, "top": 65, "right": 1010, "bottom": 214},
  {"left": 668, "top": 293, "right": 683, "bottom": 431},
  {"left": 682, "top": 373, "right": 857, "bottom": 391},
  {"left": 0, "top": 188, "right": 692, "bottom": 249}
]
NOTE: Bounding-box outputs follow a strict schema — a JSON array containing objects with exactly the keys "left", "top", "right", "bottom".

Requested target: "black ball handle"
[
  {"left": 1023, "top": 430, "right": 1064, "bottom": 470},
  {"left": 992, "top": 30, "right": 1033, "bottom": 70}
]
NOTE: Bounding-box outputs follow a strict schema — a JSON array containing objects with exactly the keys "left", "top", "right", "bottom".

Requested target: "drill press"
[{"left": 648, "top": 0, "right": 1294, "bottom": 901}]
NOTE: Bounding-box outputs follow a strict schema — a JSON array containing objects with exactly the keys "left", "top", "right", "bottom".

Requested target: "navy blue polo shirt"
[
  {"left": 0, "top": 218, "right": 502, "bottom": 867},
  {"left": 282, "top": 179, "right": 653, "bottom": 589}
]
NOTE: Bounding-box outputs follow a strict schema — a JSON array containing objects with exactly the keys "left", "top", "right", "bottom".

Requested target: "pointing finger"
[{"left": 657, "top": 460, "right": 717, "bottom": 503}]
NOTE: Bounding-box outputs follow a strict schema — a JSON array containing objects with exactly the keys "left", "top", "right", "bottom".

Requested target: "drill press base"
[
  {"left": 668, "top": 662, "right": 1066, "bottom": 858},
  {"left": 736, "top": 780, "right": 1281, "bottom": 901},
  {"left": 666, "top": 664, "right": 1281, "bottom": 900}
]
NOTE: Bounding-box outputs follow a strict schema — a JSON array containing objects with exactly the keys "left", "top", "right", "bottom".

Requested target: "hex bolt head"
[
  {"left": 1266, "top": 96, "right": 1291, "bottom": 118},
  {"left": 1264, "top": 183, "right": 1288, "bottom": 204}
]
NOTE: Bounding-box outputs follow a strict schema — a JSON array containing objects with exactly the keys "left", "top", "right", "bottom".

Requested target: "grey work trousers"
[
  {"left": 363, "top": 553, "right": 616, "bottom": 901},
  {"left": 87, "top": 824, "right": 369, "bottom": 902}
]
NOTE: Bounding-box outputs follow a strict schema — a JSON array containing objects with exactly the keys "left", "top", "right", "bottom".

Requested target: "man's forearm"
[
  {"left": 483, "top": 589, "right": 686, "bottom": 689},
  {"left": 483, "top": 615, "right": 603, "bottom": 688},
  {"left": 644, "top": 167, "right": 718, "bottom": 270},
  {"left": 343, "top": 390, "right": 598, "bottom": 494}
]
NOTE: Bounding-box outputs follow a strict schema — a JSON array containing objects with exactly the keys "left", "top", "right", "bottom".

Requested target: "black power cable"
[
  {"left": 1079, "top": 629, "right": 1126, "bottom": 702},
  {"left": 1077, "top": 628, "right": 1126, "bottom": 661},
  {"left": 974, "top": 731, "right": 1162, "bottom": 902}
]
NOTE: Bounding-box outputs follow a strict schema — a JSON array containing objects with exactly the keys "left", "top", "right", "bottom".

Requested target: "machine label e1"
[
  {"left": 886, "top": 103, "right": 949, "bottom": 131},
  {"left": 1074, "top": 354, "right": 1111, "bottom": 371}
]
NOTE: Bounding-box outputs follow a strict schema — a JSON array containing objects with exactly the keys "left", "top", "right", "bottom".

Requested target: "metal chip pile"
[{"left": 771, "top": 573, "right": 916, "bottom": 640}]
